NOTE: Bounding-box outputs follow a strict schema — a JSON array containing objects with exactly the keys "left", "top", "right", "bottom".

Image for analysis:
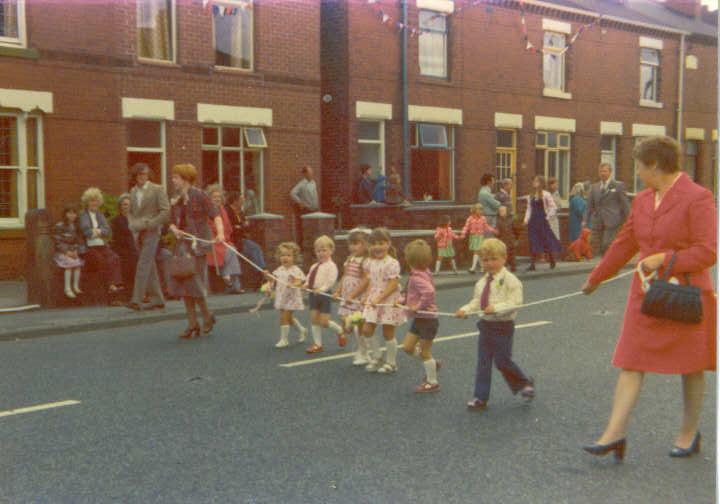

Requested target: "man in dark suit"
[{"left": 584, "top": 162, "right": 631, "bottom": 256}]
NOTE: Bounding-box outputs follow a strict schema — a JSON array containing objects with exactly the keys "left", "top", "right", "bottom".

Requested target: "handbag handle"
[{"left": 656, "top": 252, "right": 692, "bottom": 285}]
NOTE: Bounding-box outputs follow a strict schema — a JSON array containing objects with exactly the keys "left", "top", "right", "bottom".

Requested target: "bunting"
[
  {"left": 518, "top": 0, "right": 601, "bottom": 57},
  {"left": 204, "top": 0, "right": 253, "bottom": 16}
]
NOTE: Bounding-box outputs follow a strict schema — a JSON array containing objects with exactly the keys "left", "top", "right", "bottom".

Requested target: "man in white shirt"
[{"left": 289, "top": 166, "right": 320, "bottom": 245}]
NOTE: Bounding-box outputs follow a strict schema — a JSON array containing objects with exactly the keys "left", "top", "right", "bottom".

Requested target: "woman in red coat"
[{"left": 581, "top": 136, "right": 716, "bottom": 461}]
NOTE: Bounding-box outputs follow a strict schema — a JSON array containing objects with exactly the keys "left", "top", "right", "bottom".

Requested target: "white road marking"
[
  {"left": 0, "top": 400, "right": 81, "bottom": 419},
  {"left": 279, "top": 320, "right": 552, "bottom": 368}
]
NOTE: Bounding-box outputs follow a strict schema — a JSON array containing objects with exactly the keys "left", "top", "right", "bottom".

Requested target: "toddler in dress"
[{"left": 265, "top": 242, "right": 308, "bottom": 348}]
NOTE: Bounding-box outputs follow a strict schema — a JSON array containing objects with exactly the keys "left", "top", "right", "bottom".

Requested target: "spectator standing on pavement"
[
  {"left": 477, "top": 173, "right": 501, "bottom": 227},
  {"left": 523, "top": 175, "right": 561, "bottom": 271},
  {"left": 110, "top": 194, "right": 138, "bottom": 300},
  {"left": 355, "top": 164, "right": 375, "bottom": 204},
  {"left": 568, "top": 183, "right": 587, "bottom": 243},
  {"left": 581, "top": 136, "right": 717, "bottom": 461},
  {"left": 52, "top": 202, "right": 85, "bottom": 299},
  {"left": 206, "top": 185, "right": 243, "bottom": 294},
  {"left": 456, "top": 238, "right": 535, "bottom": 412},
  {"left": 584, "top": 162, "right": 630, "bottom": 256},
  {"left": 127, "top": 163, "right": 170, "bottom": 311},
  {"left": 496, "top": 178, "right": 514, "bottom": 215},
  {"left": 547, "top": 177, "right": 562, "bottom": 241},
  {"left": 290, "top": 166, "right": 320, "bottom": 245},
  {"left": 168, "top": 163, "right": 223, "bottom": 339},
  {"left": 79, "top": 187, "right": 124, "bottom": 302}
]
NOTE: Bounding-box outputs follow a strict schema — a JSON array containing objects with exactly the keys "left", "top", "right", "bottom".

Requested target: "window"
[
  {"left": 712, "top": 142, "right": 717, "bottom": 198},
  {"left": 496, "top": 129, "right": 517, "bottom": 206},
  {"left": 410, "top": 123, "right": 454, "bottom": 201},
  {"left": 535, "top": 131, "right": 571, "bottom": 201},
  {"left": 0, "top": 112, "right": 43, "bottom": 227},
  {"left": 633, "top": 137, "right": 646, "bottom": 193},
  {"left": 357, "top": 121, "right": 385, "bottom": 176},
  {"left": 640, "top": 48, "right": 660, "bottom": 102},
  {"left": 137, "top": 0, "right": 175, "bottom": 62},
  {"left": 0, "top": 0, "right": 23, "bottom": 46},
  {"left": 543, "top": 32, "right": 566, "bottom": 91},
  {"left": 201, "top": 125, "right": 265, "bottom": 212},
  {"left": 213, "top": 0, "right": 253, "bottom": 70},
  {"left": 126, "top": 120, "right": 166, "bottom": 188},
  {"left": 600, "top": 135, "right": 617, "bottom": 176},
  {"left": 419, "top": 10, "right": 447, "bottom": 78},
  {"left": 684, "top": 140, "right": 698, "bottom": 182}
]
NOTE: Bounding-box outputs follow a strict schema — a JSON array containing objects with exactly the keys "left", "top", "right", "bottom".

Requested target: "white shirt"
[
  {"left": 136, "top": 181, "right": 150, "bottom": 208},
  {"left": 459, "top": 267, "right": 523, "bottom": 321},
  {"left": 86, "top": 211, "right": 105, "bottom": 247}
]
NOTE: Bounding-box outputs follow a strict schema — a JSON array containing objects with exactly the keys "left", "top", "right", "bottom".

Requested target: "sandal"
[
  {"left": 415, "top": 382, "right": 440, "bottom": 393},
  {"left": 305, "top": 344, "right": 324, "bottom": 354},
  {"left": 376, "top": 362, "right": 397, "bottom": 374}
]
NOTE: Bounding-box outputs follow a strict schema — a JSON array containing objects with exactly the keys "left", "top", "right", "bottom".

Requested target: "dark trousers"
[
  {"left": 474, "top": 320, "right": 530, "bottom": 401},
  {"left": 84, "top": 245, "right": 123, "bottom": 288},
  {"left": 590, "top": 221, "right": 619, "bottom": 257}
]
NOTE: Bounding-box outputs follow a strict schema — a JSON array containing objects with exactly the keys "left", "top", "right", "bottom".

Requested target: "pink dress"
[
  {"left": 338, "top": 256, "right": 366, "bottom": 316},
  {"left": 362, "top": 256, "right": 407, "bottom": 326},
  {"left": 273, "top": 265, "right": 306, "bottom": 311}
]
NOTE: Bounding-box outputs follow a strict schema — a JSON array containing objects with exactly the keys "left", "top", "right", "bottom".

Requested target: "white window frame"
[
  {"left": 136, "top": 0, "right": 177, "bottom": 64},
  {"left": 535, "top": 131, "right": 571, "bottom": 204},
  {"left": 639, "top": 48, "right": 661, "bottom": 106},
  {"left": 126, "top": 120, "right": 167, "bottom": 188},
  {"left": 633, "top": 137, "right": 646, "bottom": 193},
  {"left": 600, "top": 135, "right": 617, "bottom": 177},
  {"left": 201, "top": 124, "right": 266, "bottom": 212},
  {"left": 543, "top": 31, "right": 566, "bottom": 93},
  {"left": 211, "top": 0, "right": 254, "bottom": 71},
  {"left": 357, "top": 120, "right": 385, "bottom": 176},
  {"left": 418, "top": 9, "right": 448, "bottom": 78},
  {"left": 0, "top": 110, "right": 44, "bottom": 228},
  {"left": 410, "top": 122, "right": 455, "bottom": 202},
  {"left": 0, "top": 0, "right": 26, "bottom": 48}
]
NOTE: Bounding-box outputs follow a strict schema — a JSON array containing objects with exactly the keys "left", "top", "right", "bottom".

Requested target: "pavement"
[{"left": 0, "top": 258, "right": 610, "bottom": 341}]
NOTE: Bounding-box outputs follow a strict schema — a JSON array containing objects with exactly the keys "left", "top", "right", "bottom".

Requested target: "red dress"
[{"left": 587, "top": 173, "right": 717, "bottom": 374}]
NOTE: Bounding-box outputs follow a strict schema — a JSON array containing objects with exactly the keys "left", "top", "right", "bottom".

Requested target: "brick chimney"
[{"left": 664, "top": 0, "right": 703, "bottom": 19}]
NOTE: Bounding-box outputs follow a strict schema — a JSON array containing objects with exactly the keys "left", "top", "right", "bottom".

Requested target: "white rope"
[{"left": 176, "top": 230, "right": 634, "bottom": 318}]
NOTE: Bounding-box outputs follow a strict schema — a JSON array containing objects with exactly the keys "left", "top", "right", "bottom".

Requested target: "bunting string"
[{"left": 203, "top": 0, "right": 253, "bottom": 16}]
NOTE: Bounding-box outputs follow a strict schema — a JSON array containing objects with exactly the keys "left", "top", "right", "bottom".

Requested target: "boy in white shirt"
[{"left": 455, "top": 238, "right": 535, "bottom": 411}]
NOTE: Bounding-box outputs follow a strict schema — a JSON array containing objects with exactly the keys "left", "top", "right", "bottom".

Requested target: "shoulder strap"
[{"left": 661, "top": 253, "right": 677, "bottom": 281}]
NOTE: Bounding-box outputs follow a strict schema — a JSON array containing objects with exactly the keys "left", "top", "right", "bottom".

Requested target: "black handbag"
[
  {"left": 640, "top": 254, "right": 702, "bottom": 324},
  {"left": 169, "top": 242, "right": 196, "bottom": 280}
]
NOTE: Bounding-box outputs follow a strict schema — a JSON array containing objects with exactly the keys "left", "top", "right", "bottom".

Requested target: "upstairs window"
[
  {"left": 543, "top": 32, "right": 566, "bottom": 91},
  {"left": 137, "top": 0, "right": 175, "bottom": 62},
  {"left": 640, "top": 48, "right": 660, "bottom": 103},
  {"left": 0, "top": 0, "right": 24, "bottom": 47},
  {"left": 213, "top": 0, "right": 253, "bottom": 70},
  {"left": 419, "top": 10, "right": 447, "bottom": 78}
]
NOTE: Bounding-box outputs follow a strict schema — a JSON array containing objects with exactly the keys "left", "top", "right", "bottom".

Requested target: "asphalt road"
[{"left": 0, "top": 271, "right": 715, "bottom": 504}]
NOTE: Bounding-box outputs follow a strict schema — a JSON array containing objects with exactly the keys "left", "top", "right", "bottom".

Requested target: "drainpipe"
[
  {"left": 676, "top": 33, "right": 686, "bottom": 144},
  {"left": 401, "top": 0, "right": 410, "bottom": 197}
]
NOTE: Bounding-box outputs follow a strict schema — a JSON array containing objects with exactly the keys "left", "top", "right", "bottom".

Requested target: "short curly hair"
[
  {"left": 81, "top": 187, "right": 104, "bottom": 207},
  {"left": 404, "top": 239, "right": 432, "bottom": 270},
  {"left": 632, "top": 135, "right": 680, "bottom": 174},
  {"left": 275, "top": 242, "right": 301, "bottom": 263}
]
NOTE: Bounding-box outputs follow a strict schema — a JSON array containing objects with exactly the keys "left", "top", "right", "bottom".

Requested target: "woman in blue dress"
[
  {"left": 523, "top": 175, "right": 561, "bottom": 271},
  {"left": 568, "top": 182, "right": 587, "bottom": 242}
]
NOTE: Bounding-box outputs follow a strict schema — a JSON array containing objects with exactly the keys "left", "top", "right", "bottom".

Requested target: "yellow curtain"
[
  {"left": 138, "top": 0, "right": 170, "bottom": 60},
  {"left": 1, "top": 0, "right": 18, "bottom": 38}
]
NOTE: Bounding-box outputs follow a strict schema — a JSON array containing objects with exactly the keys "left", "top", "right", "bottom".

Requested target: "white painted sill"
[
  {"left": 543, "top": 88, "right": 572, "bottom": 100},
  {"left": 639, "top": 99, "right": 663, "bottom": 109}
]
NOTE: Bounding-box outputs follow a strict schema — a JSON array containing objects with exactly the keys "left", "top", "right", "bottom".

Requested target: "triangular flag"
[
  {"left": 212, "top": 4, "right": 219, "bottom": 15},
  {"left": 526, "top": 40, "right": 533, "bottom": 50},
  {"left": 382, "top": 13, "right": 390, "bottom": 23},
  {"left": 202, "top": 0, "right": 209, "bottom": 8}
]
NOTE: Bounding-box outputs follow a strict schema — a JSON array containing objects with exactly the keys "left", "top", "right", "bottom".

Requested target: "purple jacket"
[{"left": 403, "top": 269, "right": 437, "bottom": 319}]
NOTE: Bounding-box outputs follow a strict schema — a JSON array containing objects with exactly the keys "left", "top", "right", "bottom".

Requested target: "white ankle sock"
[
  {"left": 385, "top": 338, "right": 398, "bottom": 366},
  {"left": 471, "top": 255, "right": 479, "bottom": 271},
  {"left": 451, "top": 259, "right": 458, "bottom": 271},
  {"left": 366, "top": 335, "right": 381, "bottom": 360},
  {"left": 434, "top": 260, "right": 441, "bottom": 274},
  {"left": 279, "top": 325, "right": 289, "bottom": 343},
  {"left": 424, "top": 358, "right": 438, "bottom": 384},
  {"left": 292, "top": 317, "right": 306, "bottom": 333},
  {"left": 328, "top": 320, "right": 343, "bottom": 334},
  {"left": 311, "top": 325, "right": 322, "bottom": 347},
  {"left": 354, "top": 328, "right": 367, "bottom": 355}
]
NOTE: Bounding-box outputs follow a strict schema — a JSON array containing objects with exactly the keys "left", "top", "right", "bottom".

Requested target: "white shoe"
[
  {"left": 365, "top": 359, "right": 382, "bottom": 373},
  {"left": 352, "top": 354, "right": 370, "bottom": 366},
  {"left": 64, "top": 287, "right": 76, "bottom": 299},
  {"left": 377, "top": 362, "right": 398, "bottom": 374},
  {"left": 274, "top": 339, "right": 290, "bottom": 348},
  {"left": 297, "top": 327, "right": 308, "bottom": 343}
]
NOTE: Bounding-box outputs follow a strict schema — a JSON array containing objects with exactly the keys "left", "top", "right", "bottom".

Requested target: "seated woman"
[
  {"left": 225, "top": 191, "right": 267, "bottom": 274},
  {"left": 79, "top": 187, "right": 124, "bottom": 301},
  {"left": 52, "top": 202, "right": 86, "bottom": 299},
  {"left": 206, "top": 185, "right": 243, "bottom": 294},
  {"left": 110, "top": 194, "right": 138, "bottom": 299}
]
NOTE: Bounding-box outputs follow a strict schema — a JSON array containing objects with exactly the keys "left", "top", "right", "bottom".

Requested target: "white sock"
[
  {"left": 64, "top": 269, "right": 75, "bottom": 298},
  {"left": 413, "top": 346, "right": 423, "bottom": 359},
  {"left": 451, "top": 259, "right": 458, "bottom": 271},
  {"left": 424, "top": 358, "right": 438, "bottom": 384},
  {"left": 72, "top": 268, "right": 82, "bottom": 292},
  {"left": 366, "top": 335, "right": 381, "bottom": 360},
  {"left": 328, "top": 320, "right": 343, "bottom": 334},
  {"left": 355, "top": 328, "right": 367, "bottom": 356},
  {"left": 471, "top": 255, "right": 479, "bottom": 271},
  {"left": 385, "top": 338, "right": 398, "bottom": 366},
  {"left": 279, "top": 325, "right": 290, "bottom": 343},
  {"left": 434, "top": 260, "right": 441, "bottom": 274},
  {"left": 292, "top": 317, "right": 306, "bottom": 333},
  {"left": 312, "top": 325, "right": 323, "bottom": 347}
]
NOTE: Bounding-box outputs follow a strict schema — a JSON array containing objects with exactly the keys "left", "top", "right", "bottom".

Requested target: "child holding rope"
[
  {"left": 265, "top": 242, "right": 308, "bottom": 348},
  {"left": 455, "top": 238, "right": 534, "bottom": 411}
]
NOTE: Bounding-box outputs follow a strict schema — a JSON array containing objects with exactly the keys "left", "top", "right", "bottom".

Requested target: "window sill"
[
  {"left": 137, "top": 57, "right": 179, "bottom": 68},
  {"left": 639, "top": 99, "right": 663, "bottom": 109},
  {"left": 543, "top": 88, "right": 572, "bottom": 100},
  {"left": 418, "top": 74, "right": 450, "bottom": 84},
  {"left": 0, "top": 45, "right": 39, "bottom": 60},
  {"left": 213, "top": 65, "right": 255, "bottom": 74},
  {"left": 0, "top": 221, "right": 25, "bottom": 232},
  {"left": 350, "top": 202, "right": 468, "bottom": 210}
]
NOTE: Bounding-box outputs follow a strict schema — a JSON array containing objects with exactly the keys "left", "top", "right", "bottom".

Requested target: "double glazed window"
[
  {"left": 410, "top": 123, "right": 454, "bottom": 201},
  {"left": 419, "top": 10, "right": 448, "bottom": 78},
  {"left": 213, "top": 0, "right": 253, "bottom": 70},
  {"left": 543, "top": 32, "right": 566, "bottom": 91},
  {"left": 357, "top": 121, "right": 385, "bottom": 176},
  {"left": 640, "top": 48, "right": 660, "bottom": 102},
  {"left": 535, "top": 131, "right": 570, "bottom": 201},
  {"left": 0, "top": 112, "right": 43, "bottom": 226},
  {"left": 201, "top": 126, "right": 266, "bottom": 212},
  {"left": 137, "top": 0, "right": 175, "bottom": 62},
  {"left": 126, "top": 120, "right": 166, "bottom": 187}
]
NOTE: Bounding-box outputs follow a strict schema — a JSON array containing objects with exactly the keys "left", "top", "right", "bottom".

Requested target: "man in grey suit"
[
  {"left": 127, "top": 163, "right": 170, "bottom": 311},
  {"left": 583, "top": 163, "right": 631, "bottom": 256}
]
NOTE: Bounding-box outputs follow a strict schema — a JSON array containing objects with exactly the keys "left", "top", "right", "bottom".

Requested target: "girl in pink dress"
[
  {"left": 333, "top": 229, "right": 371, "bottom": 365},
  {"left": 265, "top": 242, "right": 308, "bottom": 348},
  {"left": 360, "top": 228, "right": 407, "bottom": 374},
  {"left": 434, "top": 214, "right": 460, "bottom": 274},
  {"left": 461, "top": 204, "right": 498, "bottom": 273}
]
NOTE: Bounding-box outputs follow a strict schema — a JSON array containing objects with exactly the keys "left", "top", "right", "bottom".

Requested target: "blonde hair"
[
  {"left": 172, "top": 163, "right": 198, "bottom": 185},
  {"left": 81, "top": 187, "right": 104, "bottom": 207},
  {"left": 275, "top": 242, "right": 301, "bottom": 263},
  {"left": 570, "top": 182, "right": 585, "bottom": 198},
  {"left": 470, "top": 203, "right": 483, "bottom": 215},
  {"left": 205, "top": 184, "right": 224, "bottom": 203},
  {"left": 478, "top": 238, "right": 507, "bottom": 258},
  {"left": 404, "top": 239, "right": 432, "bottom": 270},
  {"left": 314, "top": 235, "right": 335, "bottom": 251}
]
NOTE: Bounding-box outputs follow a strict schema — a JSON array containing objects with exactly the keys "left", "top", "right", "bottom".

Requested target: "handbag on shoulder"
[
  {"left": 169, "top": 242, "right": 196, "bottom": 280},
  {"left": 639, "top": 253, "right": 702, "bottom": 324}
]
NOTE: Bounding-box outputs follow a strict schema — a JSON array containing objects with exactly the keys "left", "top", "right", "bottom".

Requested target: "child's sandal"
[
  {"left": 305, "top": 344, "right": 323, "bottom": 354},
  {"left": 414, "top": 382, "right": 440, "bottom": 393},
  {"left": 376, "top": 363, "right": 397, "bottom": 374}
]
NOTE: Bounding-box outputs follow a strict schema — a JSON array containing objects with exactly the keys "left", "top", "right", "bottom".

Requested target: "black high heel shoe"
[
  {"left": 669, "top": 432, "right": 701, "bottom": 458},
  {"left": 203, "top": 314, "right": 217, "bottom": 335},
  {"left": 582, "top": 438, "right": 626, "bottom": 461},
  {"left": 179, "top": 324, "right": 200, "bottom": 340}
]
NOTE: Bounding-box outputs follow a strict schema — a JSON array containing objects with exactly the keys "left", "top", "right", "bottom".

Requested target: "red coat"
[
  {"left": 587, "top": 173, "right": 717, "bottom": 374},
  {"left": 207, "top": 207, "right": 232, "bottom": 268}
]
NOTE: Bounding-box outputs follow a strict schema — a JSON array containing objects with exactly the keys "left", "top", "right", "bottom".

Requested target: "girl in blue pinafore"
[{"left": 523, "top": 175, "right": 561, "bottom": 271}]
